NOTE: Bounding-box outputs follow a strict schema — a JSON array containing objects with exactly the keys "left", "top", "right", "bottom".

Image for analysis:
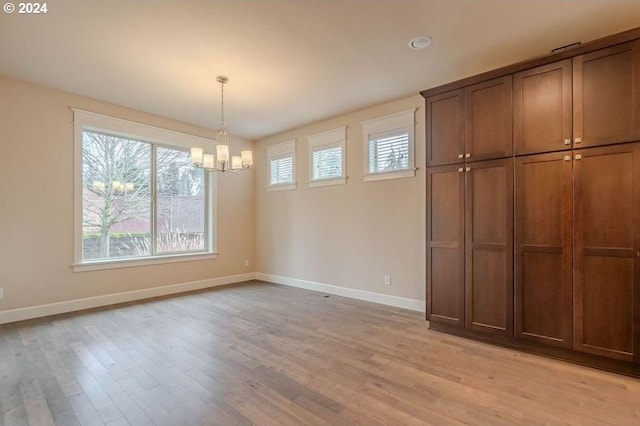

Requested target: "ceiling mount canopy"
[{"left": 190, "top": 75, "right": 253, "bottom": 172}]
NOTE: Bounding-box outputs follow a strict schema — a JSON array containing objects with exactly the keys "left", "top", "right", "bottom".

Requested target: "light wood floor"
[{"left": 1, "top": 281, "right": 639, "bottom": 426}]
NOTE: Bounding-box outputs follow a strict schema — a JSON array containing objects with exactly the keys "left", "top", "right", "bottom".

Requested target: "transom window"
[
  {"left": 267, "top": 140, "right": 296, "bottom": 191},
  {"left": 270, "top": 155, "right": 294, "bottom": 185},
  {"left": 74, "top": 110, "right": 215, "bottom": 270},
  {"left": 368, "top": 129, "right": 409, "bottom": 174},
  {"left": 308, "top": 127, "right": 346, "bottom": 187},
  {"left": 362, "top": 109, "right": 416, "bottom": 182}
]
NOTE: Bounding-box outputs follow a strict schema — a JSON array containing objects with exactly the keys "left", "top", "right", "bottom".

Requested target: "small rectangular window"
[
  {"left": 267, "top": 140, "right": 296, "bottom": 191},
  {"left": 308, "top": 127, "right": 346, "bottom": 187},
  {"left": 313, "top": 146, "right": 342, "bottom": 180},
  {"left": 270, "top": 155, "right": 294, "bottom": 185},
  {"left": 368, "top": 129, "right": 410, "bottom": 174},
  {"left": 362, "top": 109, "right": 416, "bottom": 182}
]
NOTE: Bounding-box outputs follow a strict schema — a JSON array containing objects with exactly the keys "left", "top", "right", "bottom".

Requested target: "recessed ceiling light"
[{"left": 409, "top": 35, "right": 432, "bottom": 50}]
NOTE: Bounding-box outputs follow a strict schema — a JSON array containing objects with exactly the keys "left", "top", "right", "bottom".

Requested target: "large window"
[
  {"left": 308, "top": 127, "right": 346, "bottom": 187},
  {"left": 362, "top": 109, "right": 416, "bottom": 181},
  {"left": 74, "top": 110, "right": 215, "bottom": 270},
  {"left": 267, "top": 140, "right": 296, "bottom": 191}
]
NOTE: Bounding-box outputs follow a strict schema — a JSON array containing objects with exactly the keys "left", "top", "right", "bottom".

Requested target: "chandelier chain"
[{"left": 220, "top": 79, "right": 225, "bottom": 127}]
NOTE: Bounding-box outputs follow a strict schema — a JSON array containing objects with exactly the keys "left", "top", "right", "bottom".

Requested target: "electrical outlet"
[
  {"left": 0, "top": 288, "right": 4, "bottom": 299},
  {"left": 244, "top": 259, "right": 250, "bottom": 267},
  {"left": 384, "top": 275, "right": 391, "bottom": 286}
]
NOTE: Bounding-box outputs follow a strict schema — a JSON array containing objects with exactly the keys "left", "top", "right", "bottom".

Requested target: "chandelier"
[{"left": 190, "top": 76, "right": 253, "bottom": 172}]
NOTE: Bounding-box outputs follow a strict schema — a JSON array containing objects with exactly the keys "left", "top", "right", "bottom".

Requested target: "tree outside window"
[{"left": 82, "top": 131, "right": 206, "bottom": 261}]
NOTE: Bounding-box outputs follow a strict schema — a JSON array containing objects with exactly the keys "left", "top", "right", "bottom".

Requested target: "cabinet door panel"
[
  {"left": 574, "top": 144, "right": 640, "bottom": 361},
  {"left": 465, "top": 159, "right": 514, "bottom": 335},
  {"left": 522, "top": 252, "right": 565, "bottom": 340},
  {"left": 427, "top": 165, "right": 465, "bottom": 326},
  {"left": 470, "top": 249, "right": 507, "bottom": 330},
  {"left": 426, "top": 90, "right": 465, "bottom": 166},
  {"left": 431, "top": 248, "right": 464, "bottom": 324},
  {"left": 465, "top": 76, "right": 513, "bottom": 161},
  {"left": 581, "top": 151, "right": 633, "bottom": 248},
  {"left": 573, "top": 41, "right": 640, "bottom": 148},
  {"left": 582, "top": 256, "right": 634, "bottom": 356},
  {"left": 514, "top": 60, "right": 572, "bottom": 155},
  {"left": 515, "top": 153, "right": 572, "bottom": 347}
]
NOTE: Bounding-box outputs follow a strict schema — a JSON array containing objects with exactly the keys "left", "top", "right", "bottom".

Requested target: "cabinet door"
[
  {"left": 515, "top": 153, "right": 573, "bottom": 347},
  {"left": 426, "top": 164, "right": 465, "bottom": 326},
  {"left": 465, "top": 158, "right": 514, "bottom": 336},
  {"left": 573, "top": 41, "right": 640, "bottom": 148},
  {"left": 574, "top": 144, "right": 640, "bottom": 361},
  {"left": 426, "top": 89, "right": 465, "bottom": 167},
  {"left": 465, "top": 76, "right": 513, "bottom": 161},
  {"left": 514, "top": 60, "right": 572, "bottom": 155}
]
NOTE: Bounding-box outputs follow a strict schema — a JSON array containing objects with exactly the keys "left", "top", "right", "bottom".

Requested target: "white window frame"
[
  {"left": 73, "top": 109, "right": 217, "bottom": 272},
  {"left": 308, "top": 126, "right": 347, "bottom": 188},
  {"left": 362, "top": 109, "right": 416, "bottom": 182},
  {"left": 267, "top": 140, "right": 297, "bottom": 191}
]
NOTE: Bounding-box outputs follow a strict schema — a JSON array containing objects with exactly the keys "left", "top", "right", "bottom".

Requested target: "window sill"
[
  {"left": 309, "top": 177, "right": 347, "bottom": 188},
  {"left": 72, "top": 252, "right": 218, "bottom": 272},
  {"left": 268, "top": 183, "right": 297, "bottom": 192},
  {"left": 363, "top": 168, "right": 416, "bottom": 182}
]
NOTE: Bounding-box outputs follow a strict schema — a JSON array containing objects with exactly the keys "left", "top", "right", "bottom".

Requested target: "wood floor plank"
[
  {"left": 1, "top": 383, "right": 27, "bottom": 425},
  {"left": 2, "top": 281, "right": 640, "bottom": 425},
  {"left": 108, "top": 391, "right": 153, "bottom": 426},
  {"left": 66, "top": 392, "right": 104, "bottom": 426},
  {"left": 35, "top": 377, "right": 81, "bottom": 426}
]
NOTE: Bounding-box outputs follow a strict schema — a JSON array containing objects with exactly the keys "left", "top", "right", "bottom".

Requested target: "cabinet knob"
[
  {"left": 574, "top": 137, "right": 582, "bottom": 144},
  {"left": 465, "top": 166, "right": 471, "bottom": 172},
  {"left": 465, "top": 153, "right": 471, "bottom": 158},
  {"left": 563, "top": 155, "right": 571, "bottom": 161},
  {"left": 458, "top": 154, "right": 464, "bottom": 159},
  {"left": 458, "top": 167, "right": 464, "bottom": 173},
  {"left": 575, "top": 154, "right": 582, "bottom": 160},
  {"left": 564, "top": 139, "right": 571, "bottom": 145}
]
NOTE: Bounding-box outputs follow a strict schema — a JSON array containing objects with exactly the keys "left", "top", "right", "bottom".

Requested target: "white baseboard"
[
  {"left": 0, "top": 272, "right": 424, "bottom": 324},
  {"left": 0, "top": 273, "right": 256, "bottom": 325},
  {"left": 255, "top": 273, "right": 424, "bottom": 312}
]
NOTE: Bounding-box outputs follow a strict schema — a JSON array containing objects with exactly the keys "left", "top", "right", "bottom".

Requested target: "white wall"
[
  {"left": 0, "top": 76, "right": 255, "bottom": 318},
  {"left": 255, "top": 95, "right": 425, "bottom": 309},
  {"left": 0, "top": 75, "right": 426, "bottom": 320}
]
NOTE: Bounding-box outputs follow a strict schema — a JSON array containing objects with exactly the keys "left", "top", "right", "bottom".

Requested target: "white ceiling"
[{"left": 1, "top": 1, "right": 639, "bottom": 140}]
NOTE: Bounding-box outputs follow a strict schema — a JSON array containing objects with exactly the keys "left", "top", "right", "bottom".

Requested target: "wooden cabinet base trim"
[{"left": 428, "top": 321, "right": 640, "bottom": 378}]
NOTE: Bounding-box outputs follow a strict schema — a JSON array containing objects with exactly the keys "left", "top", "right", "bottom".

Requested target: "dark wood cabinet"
[
  {"left": 573, "top": 144, "right": 640, "bottom": 361},
  {"left": 426, "top": 77, "right": 513, "bottom": 166},
  {"left": 426, "top": 90, "right": 464, "bottom": 167},
  {"left": 426, "top": 164, "right": 465, "bottom": 326},
  {"left": 514, "top": 42, "right": 640, "bottom": 156},
  {"left": 516, "top": 146, "right": 640, "bottom": 359},
  {"left": 573, "top": 41, "right": 640, "bottom": 148},
  {"left": 465, "top": 76, "right": 513, "bottom": 162},
  {"left": 514, "top": 60, "right": 572, "bottom": 155},
  {"left": 427, "top": 159, "right": 513, "bottom": 336},
  {"left": 424, "top": 27, "right": 640, "bottom": 376},
  {"left": 515, "top": 152, "right": 573, "bottom": 348},
  {"left": 465, "top": 159, "right": 514, "bottom": 336}
]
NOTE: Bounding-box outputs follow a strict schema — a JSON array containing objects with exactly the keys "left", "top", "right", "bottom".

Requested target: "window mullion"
[
  {"left": 151, "top": 144, "right": 158, "bottom": 256},
  {"left": 203, "top": 172, "right": 212, "bottom": 251}
]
